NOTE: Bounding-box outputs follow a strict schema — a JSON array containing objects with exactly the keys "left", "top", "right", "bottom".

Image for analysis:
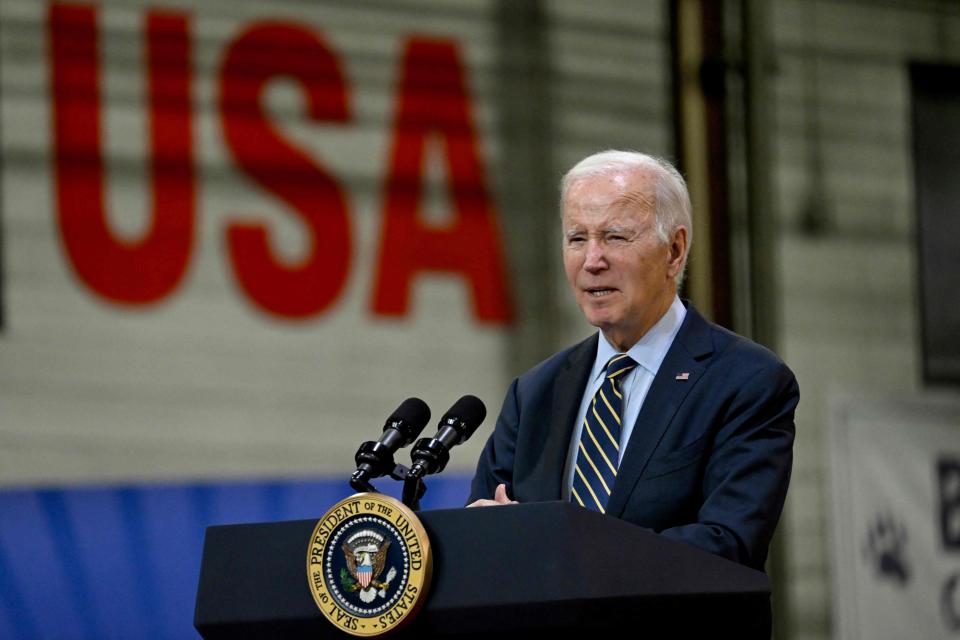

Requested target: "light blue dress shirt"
[{"left": 562, "top": 296, "right": 687, "bottom": 499}]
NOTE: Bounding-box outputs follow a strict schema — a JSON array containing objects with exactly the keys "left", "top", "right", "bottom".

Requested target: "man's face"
[{"left": 562, "top": 171, "right": 685, "bottom": 351}]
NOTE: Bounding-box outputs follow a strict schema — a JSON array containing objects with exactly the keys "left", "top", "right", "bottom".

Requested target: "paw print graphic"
[{"left": 863, "top": 511, "right": 910, "bottom": 586}]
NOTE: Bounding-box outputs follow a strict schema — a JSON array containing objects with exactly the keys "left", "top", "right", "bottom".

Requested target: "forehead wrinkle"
[
  {"left": 614, "top": 189, "right": 654, "bottom": 212},
  {"left": 562, "top": 171, "right": 657, "bottom": 228}
]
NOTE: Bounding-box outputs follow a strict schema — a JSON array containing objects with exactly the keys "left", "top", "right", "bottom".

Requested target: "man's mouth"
[{"left": 586, "top": 287, "right": 616, "bottom": 297}]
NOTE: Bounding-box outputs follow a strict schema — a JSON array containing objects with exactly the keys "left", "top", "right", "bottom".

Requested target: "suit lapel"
[
  {"left": 606, "top": 304, "right": 715, "bottom": 518},
  {"left": 534, "top": 334, "right": 597, "bottom": 500}
]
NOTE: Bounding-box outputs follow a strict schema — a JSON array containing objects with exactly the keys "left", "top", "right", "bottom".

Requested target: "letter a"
[{"left": 372, "top": 38, "right": 512, "bottom": 324}]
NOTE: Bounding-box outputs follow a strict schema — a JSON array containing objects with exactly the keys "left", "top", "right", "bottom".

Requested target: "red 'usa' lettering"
[{"left": 48, "top": 6, "right": 512, "bottom": 325}]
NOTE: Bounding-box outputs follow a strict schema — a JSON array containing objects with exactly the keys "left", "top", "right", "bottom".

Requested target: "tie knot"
[{"left": 605, "top": 354, "right": 638, "bottom": 379}]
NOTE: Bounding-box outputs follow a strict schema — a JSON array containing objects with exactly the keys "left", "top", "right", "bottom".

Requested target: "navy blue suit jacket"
[{"left": 468, "top": 302, "right": 798, "bottom": 570}]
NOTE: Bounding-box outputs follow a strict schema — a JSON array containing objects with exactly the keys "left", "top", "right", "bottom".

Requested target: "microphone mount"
[
  {"left": 401, "top": 395, "right": 487, "bottom": 509},
  {"left": 349, "top": 455, "right": 422, "bottom": 495},
  {"left": 347, "top": 396, "right": 485, "bottom": 510},
  {"left": 349, "top": 398, "right": 430, "bottom": 495}
]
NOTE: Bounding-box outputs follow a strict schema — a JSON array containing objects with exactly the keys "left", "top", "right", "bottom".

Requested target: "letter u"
[{"left": 49, "top": 3, "right": 194, "bottom": 304}]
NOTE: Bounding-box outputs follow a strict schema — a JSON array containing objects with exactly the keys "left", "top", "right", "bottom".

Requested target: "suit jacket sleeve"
[{"left": 468, "top": 378, "right": 521, "bottom": 503}]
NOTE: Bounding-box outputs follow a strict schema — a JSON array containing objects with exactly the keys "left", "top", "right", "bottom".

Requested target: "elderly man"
[{"left": 468, "top": 150, "right": 798, "bottom": 571}]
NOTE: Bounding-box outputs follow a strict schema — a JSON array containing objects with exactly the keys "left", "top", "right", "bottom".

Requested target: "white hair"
[{"left": 560, "top": 150, "right": 693, "bottom": 285}]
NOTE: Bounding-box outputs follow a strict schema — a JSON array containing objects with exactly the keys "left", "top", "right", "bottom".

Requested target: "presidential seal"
[{"left": 307, "top": 493, "right": 432, "bottom": 636}]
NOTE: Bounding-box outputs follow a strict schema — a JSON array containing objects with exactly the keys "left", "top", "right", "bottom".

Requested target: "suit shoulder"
[
  {"left": 708, "top": 322, "right": 795, "bottom": 378},
  {"left": 696, "top": 321, "right": 800, "bottom": 415}
]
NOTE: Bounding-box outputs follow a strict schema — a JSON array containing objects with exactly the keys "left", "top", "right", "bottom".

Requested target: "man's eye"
[{"left": 568, "top": 237, "right": 585, "bottom": 244}]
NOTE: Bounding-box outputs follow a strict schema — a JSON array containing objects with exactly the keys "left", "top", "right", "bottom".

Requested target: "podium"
[{"left": 195, "top": 501, "right": 771, "bottom": 638}]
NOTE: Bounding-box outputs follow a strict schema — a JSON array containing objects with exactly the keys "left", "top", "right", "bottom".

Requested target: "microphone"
[
  {"left": 351, "top": 398, "right": 431, "bottom": 490},
  {"left": 408, "top": 395, "right": 486, "bottom": 480}
]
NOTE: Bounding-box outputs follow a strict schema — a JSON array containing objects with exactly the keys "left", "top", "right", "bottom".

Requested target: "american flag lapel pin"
[{"left": 675, "top": 372, "right": 690, "bottom": 381}]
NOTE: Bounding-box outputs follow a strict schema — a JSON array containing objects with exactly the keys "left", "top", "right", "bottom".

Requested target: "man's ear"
[{"left": 666, "top": 226, "right": 688, "bottom": 277}]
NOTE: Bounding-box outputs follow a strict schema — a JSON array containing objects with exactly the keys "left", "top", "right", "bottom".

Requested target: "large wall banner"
[{"left": 829, "top": 394, "right": 960, "bottom": 639}]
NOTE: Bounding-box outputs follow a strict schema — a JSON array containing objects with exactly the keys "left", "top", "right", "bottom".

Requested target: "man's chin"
[{"left": 582, "top": 312, "right": 619, "bottom": 333}]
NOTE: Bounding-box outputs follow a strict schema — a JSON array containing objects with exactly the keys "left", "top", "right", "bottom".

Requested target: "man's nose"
[{"left": 583, "top": 241, "right": 607, "bottom": 272}]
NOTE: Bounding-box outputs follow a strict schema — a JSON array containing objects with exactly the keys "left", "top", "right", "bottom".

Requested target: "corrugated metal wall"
[
  {"left": 0, "top": 0, "right": 671, "bottom": 488},
  {"left": 770, "top": 1, "right": 960, "bottom": 638},
  {"left": 3, "top": 0, "right": 514, "bottom": 483}
]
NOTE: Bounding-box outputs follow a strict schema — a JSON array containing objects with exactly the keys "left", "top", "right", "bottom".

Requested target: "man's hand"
[{"left": 466, "top": 483, "right": 518, "bottom": 507}]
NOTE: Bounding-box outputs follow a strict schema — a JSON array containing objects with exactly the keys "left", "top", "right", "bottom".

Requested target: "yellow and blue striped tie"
[{"left": 571, "top": 354, "right": 638, "bottom": 514}]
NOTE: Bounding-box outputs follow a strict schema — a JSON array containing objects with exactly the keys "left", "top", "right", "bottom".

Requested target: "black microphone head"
[
  {"left": 384, "top": 397, "right": 431, "bottom": 444},
  {"left": 440, "top": 395, "right": 487, "bottom": 440}
]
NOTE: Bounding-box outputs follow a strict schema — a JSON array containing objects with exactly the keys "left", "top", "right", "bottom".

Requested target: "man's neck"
[{"left": 601, "top": 293, "right": 677, "bottom": 352}]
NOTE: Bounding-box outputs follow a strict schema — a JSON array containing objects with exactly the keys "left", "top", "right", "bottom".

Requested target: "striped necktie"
[{"left": 571, "top": 353, "right": 638, "bottom": 514}]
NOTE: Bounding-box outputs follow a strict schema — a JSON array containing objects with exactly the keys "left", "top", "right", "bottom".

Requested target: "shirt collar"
[{"left": 592, "top": 296, "right": 687, "bottom": 381}]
